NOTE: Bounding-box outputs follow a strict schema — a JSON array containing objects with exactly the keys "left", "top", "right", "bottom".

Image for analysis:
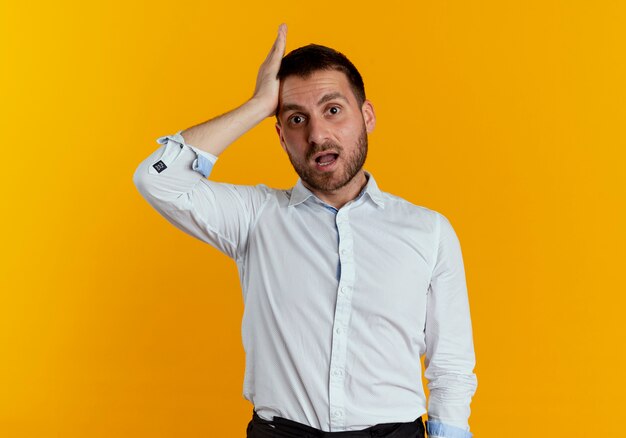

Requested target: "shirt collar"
[{"left": 288, "top": 170, "right": 386, "bottom": 209}]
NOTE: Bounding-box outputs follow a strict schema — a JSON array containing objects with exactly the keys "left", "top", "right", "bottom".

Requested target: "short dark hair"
[{"left": 277, "top": 44, "right": 366, "bottom": 107}]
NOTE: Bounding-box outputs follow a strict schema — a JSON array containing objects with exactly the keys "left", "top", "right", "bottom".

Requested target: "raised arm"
[
  {"left": 132, "top": 24, "right": 287, "bottom": 260},
  {"left": 180, "top": 23, "right": 287, "bottom": 156}
]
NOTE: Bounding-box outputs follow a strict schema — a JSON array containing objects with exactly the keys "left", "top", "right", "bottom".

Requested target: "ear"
[
  {"left": 361, "top": 100, "right": 376, "bottom": 134},
  {"left": 275, "top": 122, "right": 287, "bottom": 152}
]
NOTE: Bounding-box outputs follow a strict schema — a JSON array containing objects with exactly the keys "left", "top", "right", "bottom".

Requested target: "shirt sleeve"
[
  {"left": 424, "top": 212, "right": 478, "bottom": 438},
  {"left": 132, "top": 131, "right": 271, "bottom": 260}
]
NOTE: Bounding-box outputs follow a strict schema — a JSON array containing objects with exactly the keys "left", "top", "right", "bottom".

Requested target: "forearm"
[
  {"left": 181, "top": 24, "right": 287, "bottom": 156},
  {"left": 424, "top": 212, "right": 477, "bottom": 437},
  {"left": 180, "top": 96, "right": 272, "bottom": 156},
  {"left": 133, "top": 24, "right": 286, "bottom": 257},
  {"left": 426, "top": 372, "right": 477, "bottom": 433}
]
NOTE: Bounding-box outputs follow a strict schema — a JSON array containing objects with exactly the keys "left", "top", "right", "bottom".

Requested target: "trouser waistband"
[{"left": 248, "top": 410, "right": 425, "bottom": 437}]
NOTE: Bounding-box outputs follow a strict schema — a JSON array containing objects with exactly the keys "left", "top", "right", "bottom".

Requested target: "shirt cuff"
[
  {"left": 156, "top": 130, "right": 218, "bottom": 178},
  {"left": 426, "top": 420, "right": 473, "bottom": 438}
]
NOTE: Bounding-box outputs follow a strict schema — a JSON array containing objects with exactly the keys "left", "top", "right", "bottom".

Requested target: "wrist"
[{"left": 248, "top": 95, "right": 278, "bottom": 119}]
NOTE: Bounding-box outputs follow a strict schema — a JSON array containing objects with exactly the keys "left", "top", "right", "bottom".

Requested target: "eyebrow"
[
  {"left": 318, "top": 92, "right": 347, "bottom": 106},
  {"left": 280, "top": 92, "right": 349, "bottom": 114}
]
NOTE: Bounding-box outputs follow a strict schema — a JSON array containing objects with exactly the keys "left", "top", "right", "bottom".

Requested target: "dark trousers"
[{"left": 247, "top": 410, "right": 425, "bottom": 438}]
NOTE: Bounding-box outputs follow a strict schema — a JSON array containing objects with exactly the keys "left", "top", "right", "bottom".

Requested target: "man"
[{"left": 133, "top": 24, "right": 477, "bottom": 438}]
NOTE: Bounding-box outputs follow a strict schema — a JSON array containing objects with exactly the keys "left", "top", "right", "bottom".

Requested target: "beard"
[{"left": 285, "top": 124, "right": 368, "bottom": 193}]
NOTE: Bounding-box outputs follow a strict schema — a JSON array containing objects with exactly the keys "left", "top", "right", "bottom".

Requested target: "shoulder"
[{"left": 378, "top": 189, "right": 444, "bottom": 229}]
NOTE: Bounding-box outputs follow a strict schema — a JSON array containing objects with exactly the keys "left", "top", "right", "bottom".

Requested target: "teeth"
[{"left": 318, "top": 159, "right": 335, "bottom": 166}]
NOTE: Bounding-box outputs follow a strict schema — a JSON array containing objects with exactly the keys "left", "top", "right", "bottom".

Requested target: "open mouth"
[{"left": 314, "top": 153, "right": 339, "bottom": 167}]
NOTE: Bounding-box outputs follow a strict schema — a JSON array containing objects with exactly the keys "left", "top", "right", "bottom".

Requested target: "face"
[{"left": 275, "top": 69, "right": 376, "bottom": 193}]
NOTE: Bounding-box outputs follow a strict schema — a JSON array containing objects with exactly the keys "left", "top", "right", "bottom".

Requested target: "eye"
[
  {"left": 328, "top": 106, "right": 341, "bottom": 115},
  {"left": 288, "top": 114, "right": 305, "bottom": 125}
]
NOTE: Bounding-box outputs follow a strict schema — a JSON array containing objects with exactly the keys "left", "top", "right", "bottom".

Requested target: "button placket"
[{"left": 328, "top": 207, "right": 355, "bottom": 430}]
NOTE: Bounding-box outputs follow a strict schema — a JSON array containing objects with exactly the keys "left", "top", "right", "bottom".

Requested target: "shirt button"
[
  {"left": 340, "top": 249, "right": 348, "bottom": 255},
  {"left": 332, "top": 410, "right": 343, "bottom": 418},
  {"left": 335, "top": 327, "right": 342, "bottom": 334},
  {"left": 332, "top": 369, "right": 344, "bottom": 377},
  {"left": 340, "top": 286, "right": 349, "bottom": 294}
]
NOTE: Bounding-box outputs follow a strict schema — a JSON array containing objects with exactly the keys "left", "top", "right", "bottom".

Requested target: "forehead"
[{"left": 279, "top": 69, "right": 355, "bottom": 109}]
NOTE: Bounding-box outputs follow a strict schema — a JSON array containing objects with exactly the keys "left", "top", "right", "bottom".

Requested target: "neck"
[{"left": 303, "top": 170, "right": 368, "bottom": 210}]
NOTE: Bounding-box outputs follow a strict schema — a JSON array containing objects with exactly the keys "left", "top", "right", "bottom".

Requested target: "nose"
[{"left": 307, "top": 115, "right": 331, "bottom": 146}]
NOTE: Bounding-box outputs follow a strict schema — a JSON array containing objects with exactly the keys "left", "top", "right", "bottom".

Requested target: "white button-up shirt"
[{"left": 133, "top": 132, "right": 478, "bottom": 437}]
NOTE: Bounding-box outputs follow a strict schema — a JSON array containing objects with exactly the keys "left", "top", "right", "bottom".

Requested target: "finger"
[
  {"left": 270, "top": 26, "right": 285, "bottom": 59},
  {"left": 263, "top": 36, "right": 279, "bottom": 64},
  {"left": 276, "top": 23, "right": 287, "bottom": 56},
  {"left": 261, "top": 24, "right": 287, "bottom": 69}
]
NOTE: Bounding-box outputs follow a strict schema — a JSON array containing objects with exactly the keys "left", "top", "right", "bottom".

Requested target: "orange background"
[{"left": 2, "top": 1, "right": 625, "bottom": 437}]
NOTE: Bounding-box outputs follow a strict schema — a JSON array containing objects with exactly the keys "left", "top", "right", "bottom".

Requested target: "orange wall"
[{"left": 1, "top": 1, "right": 625, "bottom": 436}]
